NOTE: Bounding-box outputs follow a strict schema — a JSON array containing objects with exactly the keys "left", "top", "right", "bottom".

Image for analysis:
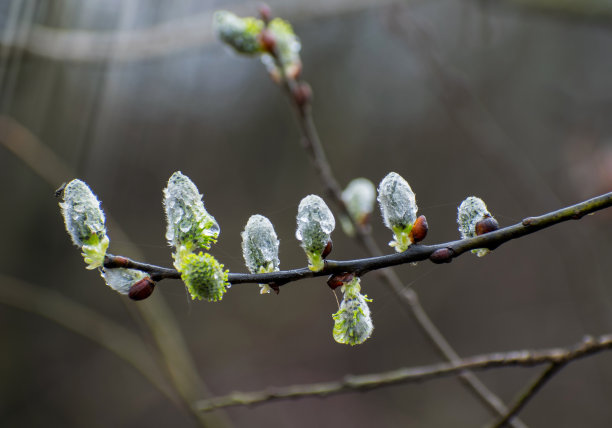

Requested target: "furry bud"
[
  {"left": 59, "top": 179, "right": 109, "bottom": 269},
  {"left": 296, "top": 195, "right": 335, "bottom": 271},
  {"left": 378, "top": 172, "right": 419, "bottom": 252},
  {"left": 164, "top": 171, "right": 219, "bottom": 251},
  {"left": 332, "top": 278, "right": 373, "bottom": 345},
  {"left": 241, "top": 214, "right": 280, "bottom": 294},
  {"left": 213, "top": 11, "right": 264, "bottom": 55},
  {"left": 457, "top": 196, "right": 497, "bottom": 257}
]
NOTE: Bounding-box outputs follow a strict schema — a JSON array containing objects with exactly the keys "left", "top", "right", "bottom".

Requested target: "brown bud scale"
[
  {"left": 321, "top": 239, "right": 333, "bottom": 260},
  {"left": 259, "top": 29, "right": 276, "bottom": 53},
  {"left": 409, "top": 215, "right": 428, "bottom": 243},
  {"left": 129, "top": 277, "right": 155, "bottom": 301},
  {"left": 475, "top": 215, "right": 499, "bottom": 236},
  {"left": 327, "top": 273, "right": 355, "bottom": 290}
]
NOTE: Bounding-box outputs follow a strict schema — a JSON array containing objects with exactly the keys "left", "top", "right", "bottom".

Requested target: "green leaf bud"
[
  {"left": 179, "top": 252, "right": 229, "bottom": 302},
  {"left": 59, "top": 179, "right": 109, "bottom": 269},
  {"left": 164, "top": 171, "right": 219, "bottom": 252},
  {"left": 213, "top": 11, "right": 264, "bottom": 55},
  {"left": 101, "top": 268, "right": 149, "bottom": 295},
  {"left": 241, "top": 214, "right": 280, "bottom": 294},
  {"left": 377, "top": 172, "right": 418, "bottom": 252},
  {"left": 457, "top": 196, "right": 495, "bottom": 257},
  {"left": 296, "top": 195, "right": 335, "bottom": 272},
  {"left": 332, "top": 278, "right": 373, "bottom": 346}
]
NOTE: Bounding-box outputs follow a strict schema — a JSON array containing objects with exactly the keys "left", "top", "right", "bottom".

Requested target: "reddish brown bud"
[
  {"left": 322, "top": 239, "right": 333, "bottom": 260},
  {"left": 475, "top": 215, "right": 499, "bottom": 236},
  {"left": 286, "top": 62, "right": 302, "bottom": 80},
  {"left": 327, "top": 273, "right": 355, "bottom": 290},
  {"left": 258, "top": 4, "right": 272, "bottom": 24},
  {"left": 292, "top": 82, "right": 312, "bottom": 108},
  {"left": 430, "top": 248, "right": 454, "bottom": 264},
  {"left": 409, "top": 215, "right": 428, "bottom": 243},
  {"left": 128, "top": 277, "right": 155, "bottom": 301},
  {"left": 259, "top": 29, "right": 276, "bottom": 53}
]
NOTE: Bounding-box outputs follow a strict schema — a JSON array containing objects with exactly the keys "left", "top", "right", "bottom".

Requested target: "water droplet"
[{"left": 179, "top": 221, "right": 191, "bottom": 233}]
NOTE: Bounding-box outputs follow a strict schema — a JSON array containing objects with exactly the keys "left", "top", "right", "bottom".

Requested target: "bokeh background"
[{"left": 1, "top": 0, "right": 612, "bottom": 427}]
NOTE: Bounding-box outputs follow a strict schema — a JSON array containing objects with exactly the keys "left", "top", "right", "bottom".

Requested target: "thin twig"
[
  {"left": 490, "top": 363, "right": 565, "bottom": 428},
  {"left": 194, "top": 334, "right": 611, "bottom": 412}
]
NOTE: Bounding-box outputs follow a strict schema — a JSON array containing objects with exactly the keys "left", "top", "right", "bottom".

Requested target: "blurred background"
[{"left": 1, "top": 0, "right": 612, "bottom": 427}]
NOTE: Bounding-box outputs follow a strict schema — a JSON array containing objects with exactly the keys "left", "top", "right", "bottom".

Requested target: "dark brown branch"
[
  {"left": 105, "top": 191, "right": 612, "bottom": 285},
  {"left": 194, "top": 335, "right": 612, "bottom": 412}
]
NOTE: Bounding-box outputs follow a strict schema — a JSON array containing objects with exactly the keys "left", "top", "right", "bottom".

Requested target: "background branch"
[
  {"left": 195, "top": 334, "right": 611, "bottom": 412},
  {"left": 491, "top": 363, "right": 564, "bottom": 428}
]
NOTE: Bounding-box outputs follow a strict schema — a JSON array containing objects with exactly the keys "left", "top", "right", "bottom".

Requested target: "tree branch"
[
  {"left": 490, "top": 363, "right": 564, "bottom": 428},
  {"left": 105, "top": 191, "right": 612, "bottom": 286},
  {"left": 194, "top": 334, "right": 612, "bottom": 412}
]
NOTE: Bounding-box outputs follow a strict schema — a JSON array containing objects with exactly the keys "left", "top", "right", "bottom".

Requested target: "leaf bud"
[
  {"left": 258, "top": 4, "right": 272, "bottom": 24},
  {"left": 164, "top": 171, "right": 219, "bottom": 252},
  {"left": 377, "top": 172, "right": 418, "bottom": 252},
  {"left": 59, "top": 179, "right": 109, "bottom": 269},
  {"left": 475, "top": 215, "right": 499, "bottom": 236},
  {"left": 241, "top": 214, "right": 280, "bottom": 294},
  {"left": 332, "top": 278, "right": 373, "bottom": 345},
  {"left": 409, "top": 215, "right": 428, "bottom": 244},
  {"left": 128, "top": 277, "right": 156, "bottom": 301},
  {"left": 296, "top": 195, "right": 335, "bottom": 271},
  {"left": 429, "top": 248, "right": 454, "bottom": 264}
]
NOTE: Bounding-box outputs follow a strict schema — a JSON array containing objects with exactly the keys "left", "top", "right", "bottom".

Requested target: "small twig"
[
  {"left": 194, "top": 334, "right": 612, "bottom": 412},
  {"left": 105, "top": 191, "right": 612, "bottom": 286},
  {"left": 490, "top": 362, "right": 565, "bottom": 428}
]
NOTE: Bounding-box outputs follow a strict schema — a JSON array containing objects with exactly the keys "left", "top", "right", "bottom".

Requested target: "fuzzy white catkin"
[
  {"left": 342, "top": 178, "right": 376, "bottom": 222},
  {"left": 377, "top": 172, "right": 417, "bottom": 231},
  {"left": 60, "top": 179, "right": 107, "bottom": 247},
  {"left": 164, "top": 171, "right": 219, "bottom": 250},
  {"left": 457, "top": 196, "right": 490, "bottom": 239},
  {"left": 241, "top": 214, "right": 280, "bottom": 274},
  {"left": 295, "top": 195, "right": 335, "bottom": 253}
]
